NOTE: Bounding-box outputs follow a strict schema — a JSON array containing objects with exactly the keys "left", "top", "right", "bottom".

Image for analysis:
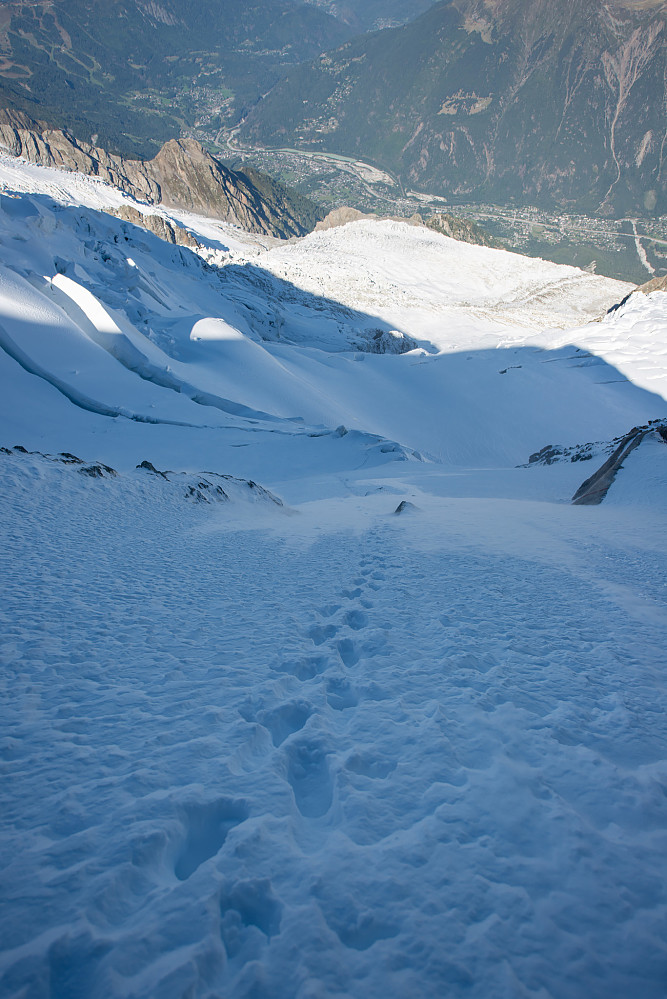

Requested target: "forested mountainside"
[
  {"left": 241, "top": 0, "right": 667, "bottom": 217},
  {"left": 0, "top": 0, "right": 351, "bottom": 157}
]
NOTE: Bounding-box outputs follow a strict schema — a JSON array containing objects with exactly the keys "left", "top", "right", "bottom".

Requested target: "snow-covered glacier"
[{"left": 1, "top": 154, "right": 666, "bottom": 999}]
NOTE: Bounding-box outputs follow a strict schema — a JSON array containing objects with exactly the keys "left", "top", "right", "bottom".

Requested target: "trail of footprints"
[
  {"left": 264, "top": 542, "right": 394, "bottom": 824},
  {"left": 165, "top": 542, "right": 396, "bottom": 962}
]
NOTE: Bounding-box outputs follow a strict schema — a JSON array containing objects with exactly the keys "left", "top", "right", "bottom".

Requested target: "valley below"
[{"left": 218, "top": 129, "right": 667, "bottom": 284}]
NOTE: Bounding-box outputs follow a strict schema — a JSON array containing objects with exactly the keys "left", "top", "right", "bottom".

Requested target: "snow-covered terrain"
[{"left": 1, "top": 156, "right": 666, "bottom": 999}]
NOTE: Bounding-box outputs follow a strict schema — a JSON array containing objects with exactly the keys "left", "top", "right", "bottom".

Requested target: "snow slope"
[
  {"left": 260, "top": 219, "right": 633, "bottom": 340},
  {"left": 1, "top": 156, "right": 667, "bottom": 999}
]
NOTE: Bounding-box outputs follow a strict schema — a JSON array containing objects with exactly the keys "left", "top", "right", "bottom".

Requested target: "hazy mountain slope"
[
  {"left": 0, "top": 0, "right": 351, "bottom": 157},
  {"left": 293, "top": 0, "right": 437, "bottom": 30},
  {"left": 242, "top": 0, "right": 667, "bottom": 216}
]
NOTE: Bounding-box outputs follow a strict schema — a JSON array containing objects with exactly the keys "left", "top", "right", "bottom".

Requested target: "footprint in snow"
[
  {"left": 259, "top": 700, "right": 312, "bottom": 747},
  {"left": 286, "top": 738, "right": 333, "bottom": 819},
  {"left": 326, "top": 676, "right": 360, "bottom": 710},
  {"left": 174, "top": 798, "right": 248, "bottom": 881},
  {"left": 272, "top": 653, "right": 331, "bottom": 681},
  {"left": 337, "top": 638, "right": 359, "bottom": 668},
  {"left": 344, "top": 609, "right": 368, "bottom": 631},
  {"left": 324, "top": 908, "right": 398, "bottom": 951},
  {"left": 308, "top": 623, "right": 337, "bottom": 646},
  {"left": 345, "top": 750, "right": 396, "bottom": 779},
  {"left": 317, "top": 603, "right": 341, "bottom": 618},
  {"left": 220, "top": 878, "right": 283, "bottom": 941}
]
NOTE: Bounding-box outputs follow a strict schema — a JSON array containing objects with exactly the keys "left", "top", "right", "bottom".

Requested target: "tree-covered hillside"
[
  {"left": 241, "top": 0, "right": 667, "bottom": 217},
  {"left": 0, "top": 0, "right": 351, "bottom": 157}
]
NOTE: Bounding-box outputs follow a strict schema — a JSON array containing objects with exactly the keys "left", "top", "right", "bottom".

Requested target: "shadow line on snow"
[
  {"left": 2, "top": 191, "right": 434, "bottom": 358},
  {"left": 1, "top": 190, "right": 666, "bottom": 474}
]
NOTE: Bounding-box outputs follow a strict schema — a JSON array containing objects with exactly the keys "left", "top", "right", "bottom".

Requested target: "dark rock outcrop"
[
  {"left": 3, "top": 446, "right": 283, "bottom": 507},
  {"left": 571, "top": 427, "right": 650, "bottom": 504},
  {"left": 425, "top": 213, "right": 501, "bottom": 249},
  {"left": 109, "top": 206, "right": 200, "bottom": 249},
  {"left": 1, "top": 443, "right": 117, "bottom": 477},
  {"left": 136, "top": 458, "right": 283, "bottom": 506},
  {"left": 569, "top": 420, "right": 667, "bottom": 504},
  {"left": 79, "top": 463, "right": 117, "bottom": 478},
  {"left": 394, "top": 500, "right": 419, "bottom": 514}
]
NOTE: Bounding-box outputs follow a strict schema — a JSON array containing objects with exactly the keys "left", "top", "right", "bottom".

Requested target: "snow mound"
[
  {"left": 1, "top": 446, "right": 284, "bottom": 509},
  {"left": 190, "top": 317, "right": 248, "bottom": 342}
]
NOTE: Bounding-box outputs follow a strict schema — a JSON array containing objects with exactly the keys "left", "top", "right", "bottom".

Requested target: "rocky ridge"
[
  {"left": 1, "top": 445, "right": 284, "bottom": 507},
  {"left": 108, "top": 206, "right": 201, "bottom": 250},
  {"left": 424, "top": 212, "right": 501, "bottom": 248},
  {"left": 636, "top": 274, "right": 667, "bottom": 294},
  {"left": 0, "top": 110, "right": 319, "bottom": 238},
  {"left": 607, "top": 272, "right": 667, "bottom": 312},
  {"left": 314, "top": 206, "right": 423, "bottom": 231}
]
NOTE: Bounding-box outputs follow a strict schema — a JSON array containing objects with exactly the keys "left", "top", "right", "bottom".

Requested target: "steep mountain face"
[
  {"left": 0, "top": 0, "right": 351, "bottom": 157},
  {"left": 241, "top": 0, "right": 667, "bottom": 216},
  {"left": 0, "top": 112, "right": 322, "bottom": 236}
]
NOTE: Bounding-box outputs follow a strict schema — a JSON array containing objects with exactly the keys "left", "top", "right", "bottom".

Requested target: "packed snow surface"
[{"left": 1, "top": 156, "right": 667, "bottom": 999}]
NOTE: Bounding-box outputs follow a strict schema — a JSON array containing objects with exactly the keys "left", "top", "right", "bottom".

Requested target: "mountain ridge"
[{"left": 0, "top": 111, "right": 322, "bottom": 237}]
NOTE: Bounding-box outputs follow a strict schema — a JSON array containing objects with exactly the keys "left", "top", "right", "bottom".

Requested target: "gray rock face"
[
  {"left": 314, "top": 206, "right": 428, "bottom": 233},
  {"left": 571, "top": 427, "right": 652, "bottom": 505},
  {"left": 394, "top": 499, "right": 419, "bottom": 514},
  {"left": 425, "top": 213, "right": 500, "bottom": 249},
  {"left": 314, "top": 207, "right": 375, "bottom": 231},
  {"left": 0, "top": 110, "right": 161, "bottom": 202},
  {"left": 0, "top": 112, "right": 311, "bottom": 238}
]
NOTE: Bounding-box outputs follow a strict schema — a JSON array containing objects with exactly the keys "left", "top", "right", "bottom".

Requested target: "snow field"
[
  {"left": 2, "top": 454, "right": 667, "bottom": 998},
  {"left": 1, "top": 154, "right": 667, "bottom": 998},
  {"left": 0, "top": 175, "right": 664, "bottom": 473},
  {"left": 259, "top": 220, "right": 634, "bottom": 338}
]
